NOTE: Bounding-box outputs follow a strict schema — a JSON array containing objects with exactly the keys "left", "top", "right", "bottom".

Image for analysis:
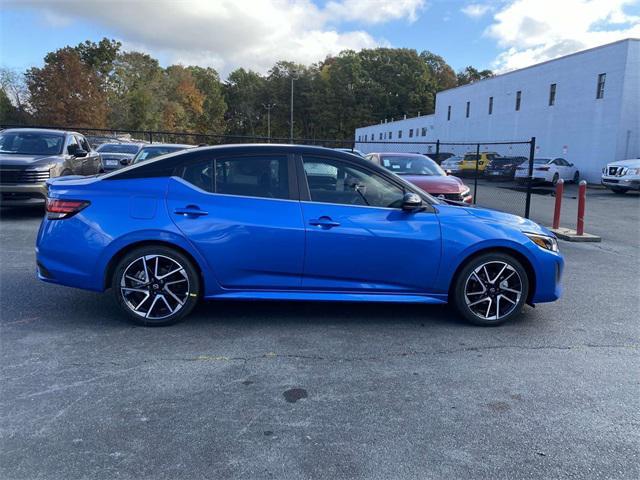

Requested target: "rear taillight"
[
  {"left": 535, "top": 166, "right": 550, "bottom": 171},
  {"left": 46, "top": 199, "right": 90, "bottom": 219}
]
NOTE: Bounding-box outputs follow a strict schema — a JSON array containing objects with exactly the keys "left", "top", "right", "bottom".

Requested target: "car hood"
[
  {"left": 607, "top": 159, "right": 640, "bottom": 168},
  {"left": 0, "top": 153, "right": 61, "bottom": 167},
  {"left": 400, "top": 174, "right": 464, "bottom": 194},
  {"left": 462, "top": 206, "right": 551, "bottom": 236}
]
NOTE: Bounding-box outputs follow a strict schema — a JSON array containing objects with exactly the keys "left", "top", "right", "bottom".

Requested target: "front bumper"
[
  {"left": 601, "top": 176, "right": 640, "bottom": 190},
  {"left": 0, "top": 183, "right": 47, "bottom": 206}
]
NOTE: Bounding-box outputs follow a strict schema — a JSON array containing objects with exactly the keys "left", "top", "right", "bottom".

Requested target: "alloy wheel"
[
  {"left": 120, "top": 254, "right": 190, "bottom": 320},
  {"left": 464, "top": 261, "right": 523, "bottom": 321}
]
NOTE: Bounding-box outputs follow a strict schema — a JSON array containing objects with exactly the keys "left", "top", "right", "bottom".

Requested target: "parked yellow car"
[{"left": 459, "top": 152, "right": 502, "bottom": 174}]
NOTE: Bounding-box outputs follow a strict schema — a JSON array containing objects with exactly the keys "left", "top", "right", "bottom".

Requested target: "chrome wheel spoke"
[
  {"left": 464, "top": 260, "right": 523, "bottom": 320},
  {"left": 120, "top": 254, "right": 190, "bottom": 320}
]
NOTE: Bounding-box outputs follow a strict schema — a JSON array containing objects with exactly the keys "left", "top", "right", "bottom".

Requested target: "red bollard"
[
  {"left": 576, "top": 180, "right": 587, "bottom": 235},
  {"left": 552, "top": 179, "right": 564, "bottom": 229}
]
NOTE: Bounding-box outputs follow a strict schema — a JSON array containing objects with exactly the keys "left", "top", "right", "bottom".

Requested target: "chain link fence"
[{"left": 1, "top": 124, "right": 537, "bottom": 218}]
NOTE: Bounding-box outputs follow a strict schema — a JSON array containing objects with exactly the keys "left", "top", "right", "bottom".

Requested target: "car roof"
[
  {"left": 1, "top": 128, "right": 73, "bottom": 136},
  {"left": 105, "top": 143, "right": 400, "bottom": 180},
  {"left": 369, "top": 152, "right": 426, "bottom": 157},
  {"left": 141, "top": 143, "right": 194, "bottom": 148}
]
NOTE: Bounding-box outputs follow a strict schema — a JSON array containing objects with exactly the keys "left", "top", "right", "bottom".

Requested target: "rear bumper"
[{"left": 0, "top": 183, "right": 47, "bottom": 206}]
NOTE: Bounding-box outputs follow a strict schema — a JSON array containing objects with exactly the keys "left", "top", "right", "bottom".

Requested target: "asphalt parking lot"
[{"left": 1, "top": 186, "right": 638, "bottom": 480}]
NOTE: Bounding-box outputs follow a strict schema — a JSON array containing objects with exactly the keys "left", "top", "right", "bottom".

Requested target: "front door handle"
[
  {"left": 174, "top": 206, "right": 208, "bottom": 217},
  {"left": 309, "top": 216, "right": 340, "bottom": 228}
]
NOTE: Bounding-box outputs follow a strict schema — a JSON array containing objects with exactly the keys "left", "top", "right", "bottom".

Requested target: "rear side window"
[{"left": 180, "top": 155, "right": 289, "bottom": 199}]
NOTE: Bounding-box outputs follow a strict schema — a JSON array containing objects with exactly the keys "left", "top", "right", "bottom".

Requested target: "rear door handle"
[
  {"left": 309, "top": 216, "right": 340, "bottom": 228},
  {"left": 174, "top": 206, "right": 208, "bottom": 217}
]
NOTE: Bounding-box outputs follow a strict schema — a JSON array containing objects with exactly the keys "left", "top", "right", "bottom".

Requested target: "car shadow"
[{"left": 0, "top": 205, "right": 45, "bottom": 220}]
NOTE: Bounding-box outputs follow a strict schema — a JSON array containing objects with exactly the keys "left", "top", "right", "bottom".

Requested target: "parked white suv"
[{"left": 601, "top": 158, "right": 640, "bottom": 194}]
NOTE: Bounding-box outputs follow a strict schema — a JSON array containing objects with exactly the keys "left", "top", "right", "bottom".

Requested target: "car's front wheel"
[
  {"left": 112, "top": 246, "right": 200, "bottom": 326},
  {"left": 453, "top": 253, "right": 530, "bottom": 326}
]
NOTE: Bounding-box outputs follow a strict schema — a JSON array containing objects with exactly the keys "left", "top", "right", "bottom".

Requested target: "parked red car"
[{"left": 365, "top": 152, "right": 472, "bottom": 203}]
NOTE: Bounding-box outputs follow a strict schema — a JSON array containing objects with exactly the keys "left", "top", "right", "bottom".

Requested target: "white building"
[{"left": 355, "top": 39, "right": 639, "bottom": 182}]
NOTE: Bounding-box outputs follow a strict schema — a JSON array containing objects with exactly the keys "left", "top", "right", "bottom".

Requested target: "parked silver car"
[
  {"left": 0, "top": 128, "right": 101, "bottom": 206},
  {"left": 96, "top": 142, "right": 144, "bottom": 171},
  {"left": 601, "top": 158, "right": 640, "bottom": 194}
]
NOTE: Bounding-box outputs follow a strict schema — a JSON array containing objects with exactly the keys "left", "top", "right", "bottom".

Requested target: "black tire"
[
  {"left": 611, "top": 187, "right": 628, "bottom": 194},
  {"left": 552, "top": 173, "right": 560, "bottom": 186},
  {"left": 111, "top": 245, "right": 200, "bottom": 326},
  {"left": 573, "top": 171, "right": 580, "bottom": 183},
  {"left": 452, "top": 252, "right": 530, "bottom": 326}
]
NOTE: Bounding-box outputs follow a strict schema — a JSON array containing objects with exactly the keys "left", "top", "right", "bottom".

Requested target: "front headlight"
[
  {"left": 525, "top": 232, "right": 558, "bottom": 252},
  {"left": 460, "top": 186, "right": 470, "bottom": 196},
  {"left": 625, "top": 168, "right": 639, "bottom": 176}
]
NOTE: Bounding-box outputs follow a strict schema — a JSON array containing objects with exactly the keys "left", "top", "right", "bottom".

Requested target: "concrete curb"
[{"left": 549, "top": 227, "right": 602, "bottom": 242}]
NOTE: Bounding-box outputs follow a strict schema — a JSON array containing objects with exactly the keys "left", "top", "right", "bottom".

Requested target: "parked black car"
[
  {"left": 484, "top": 156, "right": 528, "bottom": 180},
  {"left": 97, "top": 142, "right": 144, "bottom": 171},
  {"left": 0, "top": 128, "right": 101, "bottom": 206}
]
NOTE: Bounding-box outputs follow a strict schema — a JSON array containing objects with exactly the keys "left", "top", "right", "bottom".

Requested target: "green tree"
[
  {"left": 188, "top": 66, "right": 226, "bottom": 135},
  {"left": 457, "top": 66, "right": 494, "bottom": 86},
  {"left": 420, "top": 51, "right": 457, "bottom": 91},
  {"left": 224, "top": 68, "right": 267, "bottom": 137}
]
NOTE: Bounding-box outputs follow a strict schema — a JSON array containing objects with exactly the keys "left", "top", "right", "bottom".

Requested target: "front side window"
[
  {"left": 596, "top": 73, "right": 606, "bottom": 99},
  {"left": 302, "top": 157, "right": 405, "bottom": 209}
]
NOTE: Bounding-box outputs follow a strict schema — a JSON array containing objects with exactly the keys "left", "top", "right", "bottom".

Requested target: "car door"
[
  {"left": 63, "top": 135, "right": 83, "bottom": 175},
  {"left": 298, "top": 155, "right": 442, "bottom": 293},
  {"left": 78, "top": 135, "right": 100, "bottom": 174},
  {"left": 166, "top": 152, "right": 305, "bottom": 289}
]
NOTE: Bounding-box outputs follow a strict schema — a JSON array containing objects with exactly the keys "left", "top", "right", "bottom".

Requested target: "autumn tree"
[
  {"left": 25, "top": 48, "right": 108, "bottom": 127},
  {"left": 457, "top": 66, "right": 494, "bottom": 85}
]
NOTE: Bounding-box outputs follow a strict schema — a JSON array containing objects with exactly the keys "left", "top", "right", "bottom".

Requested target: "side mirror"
[
  {"left": 402, "top": 192, "right": 423, "bottom": 212},
  {"left": 445, "top": 169, "right": 452, "bottom": 176},
  {"left": 74, "top": 148, "right": 88, "bottom": 158}
]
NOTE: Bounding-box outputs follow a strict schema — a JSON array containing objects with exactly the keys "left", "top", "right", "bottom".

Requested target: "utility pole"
[
  {"left": 290, "top": 70, "right": 298, "bottom": 143},
  {"left": 262, "top": 103, "right": 275, "bottom": 142}
]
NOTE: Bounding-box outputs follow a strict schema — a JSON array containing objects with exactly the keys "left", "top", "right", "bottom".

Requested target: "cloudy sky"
[{"left": 1, "top": 0, "right": 639, "bottom": 77}]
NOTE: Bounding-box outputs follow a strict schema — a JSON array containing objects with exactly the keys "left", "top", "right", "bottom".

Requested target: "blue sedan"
[{"left": 36, "top": 144, "right": 563, "bottom": 326}]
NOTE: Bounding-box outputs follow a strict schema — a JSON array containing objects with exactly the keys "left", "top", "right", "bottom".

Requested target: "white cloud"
[
  {"left": 461, "top": 3, "right": 493, "bottom": 19},
  {"left": 325, "top": 0, "right": 426, "bottom": 24},
  {"left": 2, "top": 0, "right": 423, "bottom": 76},
  {"left": 485, "top": 0, "right": 640, "bottom": 71}
]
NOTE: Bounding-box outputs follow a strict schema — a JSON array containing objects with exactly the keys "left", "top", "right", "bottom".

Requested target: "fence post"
[
  {"left": 524, "top": 136, "right": 536, "bottom": 219},
  {"left": 435, "top": 139, "right": 440, "bottom": 160},
  {"left": 473, "top": 143, "right": 480, "bottom": 204},
  {"left": 577, "top": 180, "right": 587, "bottom": 235},
  {"left": 148, "top": 132, "right": 153, "bottom": 144}
]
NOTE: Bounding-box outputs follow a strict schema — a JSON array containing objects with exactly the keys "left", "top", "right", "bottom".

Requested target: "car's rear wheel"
[
  {"left": 112, "top": 246, "right": 200, "bottom": 326},
  {"left": 611, "top": 187, "right": 628, "bottom": 194},
  {"left": 452, "top": 253, "right": 529, "bottom": 326}
]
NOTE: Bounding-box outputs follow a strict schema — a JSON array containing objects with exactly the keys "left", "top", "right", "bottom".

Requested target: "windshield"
[
  {"left": 133, "top": 146, "right": 186, "bottom": 163},
  {"left": 97, "top": 143, "right": 140, "bottom": 154},
  {"left": 0, "top": 131, "right": 65, "bottom": 155},
  {"left": 380, "top": 155, "right": 445, "bottom": 176},
  {"left": 533, "top": 158, "right": 551, "bottom": 164}
]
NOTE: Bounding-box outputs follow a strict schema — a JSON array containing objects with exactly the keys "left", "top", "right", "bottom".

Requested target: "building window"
[
  {"left": 465, "top": 101, "right": 470, "bottom": 118},
  {"left": 409, "top": 129, "right": 414, "bottom": 138},
  {"left": 379, "top": 132, "right": 383, "bottom": 140},
  {"left": 596, "top": 73, "right": 606, "bottom": 99},
  {"left": 421, "top": 127, "right": 427, "bottom": 136},
  {"left": 515, "top": 91, "right": 522, "bottom": 111},
  {"left": 488, "top": 96, "right": 493, "bottom": 115},
  {"left": 370, "top": 134, "right": 374, "bottom": 141},
  {"left": 549, "top": 83, "right": 556, "bottom": 106},
  {"left": 388, "top": 131, "right": 392, "bottom": 140},
  {"left": 398, "top": 130, "right": 402, "bottom": 139},
  {"left": 447, "top": 105, "right": 451, "bottom": 121}
]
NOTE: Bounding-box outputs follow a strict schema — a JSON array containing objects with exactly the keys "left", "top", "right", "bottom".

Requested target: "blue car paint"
[{"left": 36, "top": 146, "right": 563, "bottom": 308}]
